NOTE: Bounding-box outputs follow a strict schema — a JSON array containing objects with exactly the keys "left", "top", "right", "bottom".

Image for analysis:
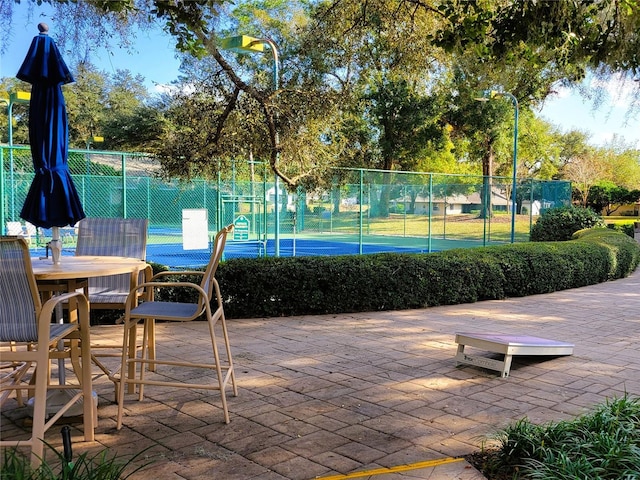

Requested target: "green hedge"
[
  {"left": 148, "top": 228, "right": 638, "bottom": 320},
  {"left": 607, "top": 222, "right": 636, "bottom": 238}
]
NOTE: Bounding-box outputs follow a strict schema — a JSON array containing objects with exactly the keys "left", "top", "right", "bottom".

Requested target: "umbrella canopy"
[{"left": 18, "top": 23, "right": 85, "bottom": 229}]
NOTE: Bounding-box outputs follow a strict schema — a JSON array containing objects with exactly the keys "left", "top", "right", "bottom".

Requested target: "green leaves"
[
  {"left": 492, "top": 395, "right": 640, "bottom": 480},
  {"left": 1, "top": 441, "right": 152, "bottom": 480},
  {"left": 432, "top": 0, "right": 640, "bottom": 75},
  {"left": 530, "top": 205, "right": 605, "bottom": 242}
]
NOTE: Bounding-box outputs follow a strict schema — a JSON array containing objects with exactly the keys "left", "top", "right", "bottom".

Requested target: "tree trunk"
[{"left": 333, "top": 187, "right": 341, "bottom": 214}]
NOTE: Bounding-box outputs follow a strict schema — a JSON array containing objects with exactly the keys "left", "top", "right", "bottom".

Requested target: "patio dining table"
[
  {"left": 30, "top": 256, "right": 150, "bottom": 386},
  {"left": 32, "top": 255, "right": 149, "bottom": 320}
]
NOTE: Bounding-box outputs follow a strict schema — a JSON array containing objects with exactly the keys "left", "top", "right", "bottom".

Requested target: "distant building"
[
  {"left": 392, "top": 190, "right": 508, "bottom": 215},
  {"left": 605, "top": 201, "right": 640, "bottom": 217},
  {"left": 266, "top": 186, "right": 296, "bottom": 212}
]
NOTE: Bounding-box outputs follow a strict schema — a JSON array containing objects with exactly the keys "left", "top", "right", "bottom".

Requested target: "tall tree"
[
  {"left": 64, "top": 62, "right": 107, "bottom": 148},
  {"left": 101, "top": 69, "right": 165, "bottom": 151},
  {"left": 4, "top": 0, "right": 638, "bottom": 189},
  {"left": 597, "top": 137, "right": 640, "bottom": 190},
  {"left": 433, "top": 0, "right": 640, "bottom": 111},
  {"left": 587, "top": 182, "right": 640, "bottom": 215},
  {"left": 564, "top": 150, "right": 607, "bottom": 207}
]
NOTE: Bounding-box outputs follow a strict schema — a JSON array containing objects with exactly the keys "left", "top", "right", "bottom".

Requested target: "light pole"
[
  {"left": 0, "top": 96, "right": 7, "bottom": 233},
  {"left": 85, "top": 135, "right": 104, "bottom": 174},
  {"left": 221, "top": 35, "right": 281, "bottom": 256},
  {"left": 6, "top": 91, "right": 31, "bottom": 224},
  {"left": 476, "top": 89, "right": 519, "bottom": 243},
  {"left": 85, "top": 136, "right": 103, "bottom": 210}
]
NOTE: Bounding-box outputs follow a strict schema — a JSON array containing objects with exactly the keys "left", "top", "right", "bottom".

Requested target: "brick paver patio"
[{"left": 2, "top": 268, "right": 639, "bottom": 479}]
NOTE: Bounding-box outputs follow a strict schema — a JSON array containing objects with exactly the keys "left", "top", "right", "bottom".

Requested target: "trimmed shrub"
[
  {"left": 217, "top": 251, "right": 507, "bottom": 318},
  {"left": 91, "top": 228, "right": 636, "bottom": 323},
  {"left": 607, "top": 222, "right": 636, "bottom": 238},
  {"left": 573, "top": 227, "right": 640, "bottom": 279},
  {"left": 212, "top": 228, "right": 639, "bottom": 319},
  {"left": 530, "top": 205, "right": 605, "bottom": 242}
]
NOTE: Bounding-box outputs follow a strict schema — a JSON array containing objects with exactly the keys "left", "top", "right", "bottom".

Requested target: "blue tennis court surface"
[
  {"left": 146, "top": 238, "right": 427, "bottom": 268},
  {"left": 28, "top": 234, "right": 442, "bottom": 269}
]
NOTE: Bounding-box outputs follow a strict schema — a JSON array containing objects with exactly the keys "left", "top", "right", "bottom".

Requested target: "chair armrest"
[
  {"left": 40, "top": 291, "right": 89, "bottom": 317},
  {"left": 40, "top": 291, "right": 91, "bottom": 329},
  {"left": 142, "top": 264, "right": 153, "bottom": 281},
  {"left": 135, "top": 265, "right": 154, "bottom": 299},
  {"left": 125, "top": 280, "right": 210, "bottom": 313}
]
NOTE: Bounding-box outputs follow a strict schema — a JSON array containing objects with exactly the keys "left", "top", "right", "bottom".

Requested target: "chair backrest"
[
  {"left": 199, "top": 224, "right": 233, "bottom": 306},
  {"left": 0, "top": 237, "right": 42, "bottom": 342},
  {"left": 76, "top": 217, "right": 148, "bottom": 259},
  {"left": 75, "top": 218, "right": 148, "bottom": 306}
]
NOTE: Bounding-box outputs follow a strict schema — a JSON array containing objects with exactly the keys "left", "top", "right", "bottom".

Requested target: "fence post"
[
  {"left": 263, "top": 168, "right": 267, "bottom": 252},
  {"left": 359, "top": 169, "right": 363, "bottom": 254},
  {"left": 9, "top": 145, "right": 15, "bottom": 220},
  {"left": 121, "top": 153, "right": 127, "bottom": 217},
  {"left": 274, "top": 174, "right": 280, "bottom": 256},
  {"left": 0, "top": 147, "right": 4, "bottom": 232},
  {"left": 428, "top": 173, "right": 433, "bottom": 253},
  {"left": 529, "top": 178, "right": 534, "bottom": 239},
  {"left": 146, "top": 177, "right": 151, "bottom": 222},
  {"left": 217, "top": 166, "right": 222, "bottom": 231},
  {"left": 402, "top": 184, "right": 407, "bottom": 237},
  {"left": 482, "top": 179, "right": 488, "bottom": 246}
]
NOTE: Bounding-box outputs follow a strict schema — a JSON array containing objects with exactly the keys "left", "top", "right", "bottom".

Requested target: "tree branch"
[
  {"left": 213, "top": 86, "right": 240, "bottom": 146},
  {"left": 194, "top": 30, "right": 295, "bottom": 186}
]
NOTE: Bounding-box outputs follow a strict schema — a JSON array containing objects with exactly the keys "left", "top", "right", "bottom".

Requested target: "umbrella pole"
[
  {"left": 50, "top": 226, "right": 65, "bottom": 382},
  {"left": 50, "top": 226, "right": 62, "bottom": 265}
]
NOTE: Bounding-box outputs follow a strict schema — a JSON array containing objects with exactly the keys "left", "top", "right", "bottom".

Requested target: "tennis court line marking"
[{"left": 315, "top": 457, "right": 464, "bottom": 479}]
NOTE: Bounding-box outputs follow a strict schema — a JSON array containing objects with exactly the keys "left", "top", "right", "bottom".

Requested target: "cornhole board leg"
[{"left": 455, "top": 333, "right": 574, "bottom": 378}]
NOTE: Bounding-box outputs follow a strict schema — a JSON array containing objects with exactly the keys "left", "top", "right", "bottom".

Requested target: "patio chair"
[
  {"left": 116, "top": 224, "right": 238, "bottom": 428},
  {"left": 75, "top": 217, "right": 150, "bottom": 309},
  {"left": 75, "top": 217, "right": 153, "bottom": 393},
  {"left": 0, "top": 237, "right": 94, "bottom": 467}
]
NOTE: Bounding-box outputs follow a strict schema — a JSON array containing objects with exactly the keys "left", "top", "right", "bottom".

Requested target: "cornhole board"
[{"left": 454, "top": 333, "right": 574, "bottom": 377}]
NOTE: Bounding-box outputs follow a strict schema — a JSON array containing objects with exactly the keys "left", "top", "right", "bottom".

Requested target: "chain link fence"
[{"left": 1, "top": 146, "right": 572, "bottom": 267}]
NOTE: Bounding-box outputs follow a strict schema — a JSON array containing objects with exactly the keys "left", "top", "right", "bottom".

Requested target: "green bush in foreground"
[
  {"left": 485, "top": 394, "right": 640, "bottom": 479},
  {"left": 1, "top": 442, "right": 149, "bottom": 480}
]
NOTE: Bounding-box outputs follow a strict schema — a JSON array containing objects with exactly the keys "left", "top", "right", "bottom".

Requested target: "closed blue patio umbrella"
[{"left": 18, "top": 23, "right": 85, "bottom": 263}]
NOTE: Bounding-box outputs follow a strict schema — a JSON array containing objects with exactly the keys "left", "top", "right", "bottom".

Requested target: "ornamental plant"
[{"left": 530, "top": 205, "right": 605, "bottom": 242}]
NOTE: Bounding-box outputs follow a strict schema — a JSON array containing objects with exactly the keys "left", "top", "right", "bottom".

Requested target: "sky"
[
  {"left": 535, "top": 77, "right": 639, "bottom": 148},
  {"left": 1, "top": 3, "right": 638, "bottom": 149}
]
